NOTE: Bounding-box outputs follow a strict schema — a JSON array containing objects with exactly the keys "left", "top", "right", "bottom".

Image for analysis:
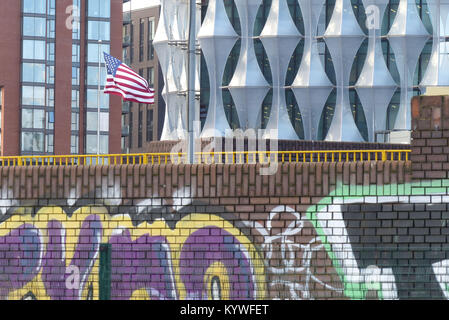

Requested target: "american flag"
[{"left": 103, "top": 52, "right": 155, "bottom": 104}]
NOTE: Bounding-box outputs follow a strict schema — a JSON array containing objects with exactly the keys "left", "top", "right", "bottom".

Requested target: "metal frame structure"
[
  {"left": 0, "top": 149, "right": 411, "bottom": 166},
  {"left": 154, "top": 0, "right": 447, "bottom": 143}
]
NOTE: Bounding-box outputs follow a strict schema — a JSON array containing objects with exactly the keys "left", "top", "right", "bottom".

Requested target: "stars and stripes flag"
[{"left": 103, "top": 52, "right": 155, "bottom": 104}]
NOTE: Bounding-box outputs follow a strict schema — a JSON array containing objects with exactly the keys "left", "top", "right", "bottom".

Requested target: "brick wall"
[
  {"left": 0, "top": 97, "right": 448, "bottom": 300},
  {"left": 411, "top": 96, "right": 449, "bottom": 182}
]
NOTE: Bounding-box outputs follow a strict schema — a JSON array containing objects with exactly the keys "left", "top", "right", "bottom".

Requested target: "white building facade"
[{"left": 154, "top": 0, "right": 449, "bottom": 143}]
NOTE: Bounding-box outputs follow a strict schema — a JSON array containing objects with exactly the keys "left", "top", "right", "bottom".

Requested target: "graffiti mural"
[
  {"left": 1, "top": 163, "right": 449, "bottom": 300},
  {"left": 307, "top": 179, "right": 449, "bottom": 300},
  {"left": 242, "top": 206, "right": 345, "bottom": 300},
  {"left": 0, "top": 205, "right": 266, "bottom": 300}
]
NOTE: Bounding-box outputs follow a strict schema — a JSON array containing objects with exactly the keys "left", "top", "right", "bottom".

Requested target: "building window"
[
  {"left": 72, "top": 0, "right": 81, "bottom": 40},
  {"left": 23, "top": 0, "right": 47, "bottom": 14},
  {"left": 86, "top": 134, "right": 108, "bottom": 154},
  {"left": 129, "top": 110, "right": 133, "bottom": 149},
  {"left": 71, "top": 135, "right": 79, "bottom": 154},
  {"left": 22, "top": 86, "right": 45, "bottom": 106},
  {"left": 22, "top": 40, "right": 46, "bottom": 60},
  {"left": 87, "top": 0, "right": 111, "bottom": 18},
  {"left": 148, "top": 18, "right": 154, "bottom": 60},
  {"left": 72, "top": 66, "right": 80, "bottom": 85},
  {"left": 23, "top": 17, "right": 46, "bottom": 37},
  {"left": 85, "top": 0, "right": 111, "bottom": 154},
  {"left": 87, "top": 21, "right": 110, "bottom": 41},
  {"left": 147, "top": 67, "right": 154, "bottom": 87},
  {"left": 22, "top": 109, "right": 45, "bottom": 129},
  {"left": 86, "top": 112, "right": 109, "bottom": 132},
  {"left": 47, "top": 65, "right": 55, "bottom": 84},
  {"left": 86, "top": 89, "right": 109, "bottom": 109},
  {"left": 138, "top": 109, "right": 143, "bottom": 148},
  {"left": 21, "top": 132, "right": 44, "bottom": 152},
  {"left": 21, "top": 0, "right": 56, "bottom": 155},
  {"left": 86, "top": 66, "right": 107, "bottom": 86},
  {"left": 47, "top": 111, "right": 54, "bottom": 130},
  {"left": 130, "top": 23, "right": 134, "bottom": 64},
  {"left": 121, "top": 137, "right": 126, "bottom": 152},
  {"left": 87, "top": 42, "right": 110, "bottom": 63},
  {"left": 146, "top": 109, "right": 153, "bottom": 142},
  {"left": 139, "top": 18, "right": 145, "bottom": 62},
  {"left": 47, "top": 42, "right": 55, "bottom": 61},
  {"left": 46, "top": 134, "right": 54, "bottom": 153},
  {"left": 71, "top": 111, "right": 79, "bottom": 131},
  {"left": 22, "top": 63, "right": 46, "bottom": 83}
]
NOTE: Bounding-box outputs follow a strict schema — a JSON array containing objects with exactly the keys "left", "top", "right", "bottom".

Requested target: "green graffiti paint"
[
  {"left": 305, "top": 179, "right": 449, "bottom": 300},
  {"left": 99, "top": 243, "right": 111, "bottom": 300}
]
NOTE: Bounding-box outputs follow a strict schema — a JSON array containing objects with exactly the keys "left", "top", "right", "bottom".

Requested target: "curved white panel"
[
  {"left": 153, "top": 0, "right": 170, "bottom": 73},
  {"left": 356, "top": 87, "right": 396, "bottom": 142},
  {"left": 167, "top": 0, "right": 179, "bottom": 41},
  {"left": 323, "top": 0, "right": 365, "bottom": 142},
  {"left": 198, "top": 0, "right": 238, "bottom": 138},
  {"left": 292, "top": 0, "right": 332, "bottom": 140},
  {"left": 160, "top": 89, "right": 173, "bottom": 141},
  {"left": 176, "top": 0, "right": 189, "bottom": 42},
  {"left": 157, "top": 0, "right": 195, "bottom": 141},
  {"left": 157, "top": 0, "right": 436, "bottom": 143},
  {"left": 420, "top": 0, "right": 449, "bottom": 86},
  {"left": 154, "top": 1, "right": 175, "bottom": 141},
  {"left": 356, "top": 0, "right": 397, "bottom": 142},
  {"left": 165, "top": 60, "right": 182, "bottom": 140},
  {"left": 260, "top": 0, "right": 301, "bottom": 140},
  {"left": 177, "top": 105, "right": 187, "bottom": 140},
  {"left": 228, "top": 0, "right": 269, "bottom": 130},
  {"left": 387, "top": 0, "right": 429, "bottom": 130},
  {"left": 177, "top": 53, "right": 188, "bottom": 137}
]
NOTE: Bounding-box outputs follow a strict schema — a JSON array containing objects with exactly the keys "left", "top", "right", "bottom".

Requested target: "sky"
[{"left": 123, "top": 0, "right": 160, "bottom": 11}]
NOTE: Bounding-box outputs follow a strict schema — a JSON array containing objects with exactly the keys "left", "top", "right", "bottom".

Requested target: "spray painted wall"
[
  {"left": 0, "top": 161, "right": 447, "bottom": 300},
  {"left": 0, "top": 96, "right": 448, "bottom": 300}
]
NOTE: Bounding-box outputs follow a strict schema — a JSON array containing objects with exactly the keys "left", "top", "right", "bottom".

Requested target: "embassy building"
[{"left": 154, "top": 0, "right": 445, "bottom": 144}]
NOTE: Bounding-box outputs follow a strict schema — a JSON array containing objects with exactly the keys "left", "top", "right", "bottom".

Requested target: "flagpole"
[
  {"left": 186, "top": 0, "right": 197, "bottom": 164},
  {"left": 97, "top": 39, "right": 102, "bottom": 156}
]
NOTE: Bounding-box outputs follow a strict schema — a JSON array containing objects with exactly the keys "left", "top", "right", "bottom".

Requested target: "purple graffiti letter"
[
  {"left": 109, "top": 230, "right": 177, "bottom": 300},
  {"left": 41, "top": 215, "right": 102, "bottom": 300},
  {"left": 179, "top": 226, "right": 255, "bottom": 300},
  {"left": 0, "top": 224, "right": 42, "bottom": 298}
]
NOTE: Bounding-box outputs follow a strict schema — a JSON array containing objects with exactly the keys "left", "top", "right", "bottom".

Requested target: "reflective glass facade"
[
  {"left": 0, "top": 0, "right": 122, "bottom": 156},
  {"left": 71, "top": 0, "right": 81, "bottom": 154},
  {"left": 21, "top": 0, "right": 56, "bottom": 154},
  {"left": 85, "top": 0, "right": 111, "bottom": 154},
  {"left": 196, "top": 0, "right": 433, "bottom": 142}
]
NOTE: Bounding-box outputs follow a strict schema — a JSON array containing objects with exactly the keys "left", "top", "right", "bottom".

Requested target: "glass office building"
[
  {"left": 21, "top": 0, "right": 56, "bottom": 153},
  {"left": 0, "top": 0, "right": 124, "bottom": 156},
  {"left": 155, "top": 0, "right": 438, "bottom": 142},
  {"left": 85, "top": 0, "right": 111, "bottom": 154}
]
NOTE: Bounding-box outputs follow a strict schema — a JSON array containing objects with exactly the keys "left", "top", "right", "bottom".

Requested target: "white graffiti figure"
[{"left": 244, "top": 206, "right": 342, "bottom": 299}]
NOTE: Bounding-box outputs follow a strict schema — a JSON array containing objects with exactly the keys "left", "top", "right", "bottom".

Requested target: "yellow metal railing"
[
  {"left": 195, "top": 149, "right": 411, "bottom": 164},
  {"left": 0, "top": 149, "right": 411, "bottom": 167}
]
